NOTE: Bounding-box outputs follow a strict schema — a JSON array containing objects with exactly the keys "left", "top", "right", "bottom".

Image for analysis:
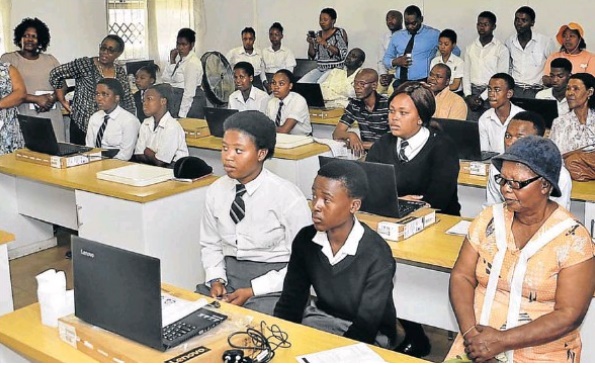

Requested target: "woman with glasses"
[
  {"left": 447, "top": 136, "right": 594, "bottom": 362},
  {"left": 49, "top": 34, "right": 134, "bottom": 144},
  {"left": 1, "top": 18, "right": 65, "bottom": 141},
  {"left": 366, "top": 81, "right": 460, "bottom": 357}
]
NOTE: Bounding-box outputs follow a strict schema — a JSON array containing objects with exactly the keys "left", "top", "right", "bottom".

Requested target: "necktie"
[
  {"left": 399, "top": 32, "right": 416, "bottom": 81},
  {"left": 95, "top": 114, "right": 110, "bottom": 148},
  {"left": 230, "top": 184, "right": 247, "bottom": 224},
  {"left": 399, "top": 140, "right": 409, "bottom": 162},
  {"left": 274, "top": 100, "right": 284, "bottom": 126},
  {"left": 171, "top": 59, "right": 182, "bottom": 77}
]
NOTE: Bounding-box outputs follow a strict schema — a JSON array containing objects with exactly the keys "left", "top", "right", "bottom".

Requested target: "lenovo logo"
[{"left": 80, "top": 249, "right": 95, "bottom": 258}]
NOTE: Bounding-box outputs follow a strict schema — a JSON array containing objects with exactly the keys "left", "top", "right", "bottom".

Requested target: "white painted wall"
[{"left": 9, "top": 0, "right": 107, "bottom": 63}]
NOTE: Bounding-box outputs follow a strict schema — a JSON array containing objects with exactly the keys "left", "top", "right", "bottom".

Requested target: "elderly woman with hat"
[
  {"left": 446, "top": 136, "right": 594, "bottom": 363},
  {"left": 543, "top": 22, "right": 595, "bottom": 86}
]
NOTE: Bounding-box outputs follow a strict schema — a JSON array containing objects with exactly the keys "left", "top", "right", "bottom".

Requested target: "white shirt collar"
[
  {"left": 148, "top": 111, "right": 174, "bottom": 131},
  {"left": 232, "top": 167, "right": 268, "bottom": 197},
  {"left": 103, "top": 105, "right": 122, "bottom": 120},
  {"left": 312, "top": 217, "right": 364, "bottom": 266},
  {"left": 397, "top": 126, "right": 430, "bottom": 159}
]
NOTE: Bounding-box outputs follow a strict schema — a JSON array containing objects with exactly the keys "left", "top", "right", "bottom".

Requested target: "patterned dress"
[
  {"left": 446, "top": 204, "right": 594, "bottom": 363},
  {"left": 0, "top": 63, "right": 24, "bottom": 155}
]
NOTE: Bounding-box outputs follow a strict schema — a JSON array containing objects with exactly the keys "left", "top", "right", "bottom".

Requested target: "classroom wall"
[
  {"left": 201, "top": 0, "right": 595, "bottom": 70},
  {"left": 9, "top": 0, "right": 107, "bottom": 63}
]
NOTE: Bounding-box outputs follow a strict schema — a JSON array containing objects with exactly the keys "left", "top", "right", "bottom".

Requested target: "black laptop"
[
  {"left": 511, "top": 97, "right": 558, "bottom": 129},
  {"left": 204, "top": 107, "right": 239, "bottom": 138},
  {"left": 17, "top": 115, "right": 93, "bottom": 156},
  {"left": 125, "top": 60, "right": 155, "bottom": 75},
  {"left": 293, "top": 83, "right": 326, "bottom": 109},
  {"left": 319, "top": 156, "right": 425, "bottom": 218},
  {"left": 72, "top": 237, "right": 227, "bottom": 351},
  {"left": 293, "top": 58, "right": 318, "bottom": 79},
  {"left": 432, "top": 118, "right": 498, "bottom": 161}
]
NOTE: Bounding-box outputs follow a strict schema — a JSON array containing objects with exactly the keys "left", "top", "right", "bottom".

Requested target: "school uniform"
[
  {"left": 134, "top": 111, "right": 188, "bottom": 164},
  {"left": 85, "top": 106, "right": 140, "bottom": 161},
  {"left": 265, "top": 92, "right": 312, "bottom": 135}
]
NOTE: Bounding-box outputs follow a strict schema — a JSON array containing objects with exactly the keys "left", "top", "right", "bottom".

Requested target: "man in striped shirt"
[{"left": 332, "top": 68, "right": 389, "bottom": 156}]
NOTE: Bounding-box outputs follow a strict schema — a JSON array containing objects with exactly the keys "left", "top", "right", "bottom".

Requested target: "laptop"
[
  {"left": 293, "top": 82, "right": 326, "bottom": 108},
  {"left": 125, "top": 60, "right": 155, "bottom": 75},
  {"left": 293, "top": 58, "right": 318, "bottom": 79},
  {"left": 318, "top": 156, "right": 425, "bottom": 218},
  {"left": 204, "top": 107, "right": 239, "bottom": 138},
  {"left": 511, "top": 97, "right": 558, "bottom": 129},
  {"left": 432, "top": 118, "right": 498, "bottom": 161},
  {"left": 72, "top": 236, "right": 227, "bottom": 351},
  {"left": 17, "top": 115, "right": 93, "bottom": 156}
]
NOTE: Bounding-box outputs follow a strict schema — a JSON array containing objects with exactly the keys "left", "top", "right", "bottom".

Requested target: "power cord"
[{"left": 224, "top": 320, "right": 291, "bottom": 363}]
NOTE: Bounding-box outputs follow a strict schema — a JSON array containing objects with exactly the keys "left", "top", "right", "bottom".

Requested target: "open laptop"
[
  {"left": 293, "top": 58, "right": 318, "bottom": 80},
  {"left": 204, "top": 107, "right": 239, "bottom": 138},
  {"left": 432, "top": 118, "right": 498, "bottom": 161},
  {"left": 17, "top": 115, "right": 93, "bottom": 156},
  {"left": 319, "top": 156, "right": 425, "bottom": 218},
  {"left": 125, "top": 60, "right": 155, "bottom": 75},
  {"left": 72, "top": 236, "right": 227, "bottom": 351},
  {"left": 511, "top": 97, "right": 558, "bottom": 129},
  {"left": 292, "top": 83, "right": 327, "bottom": 109}
]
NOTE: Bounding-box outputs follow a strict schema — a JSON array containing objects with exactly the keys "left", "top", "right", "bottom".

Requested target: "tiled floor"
[{"left": 9, "top": 233, "right": 453, "bottom": 362}]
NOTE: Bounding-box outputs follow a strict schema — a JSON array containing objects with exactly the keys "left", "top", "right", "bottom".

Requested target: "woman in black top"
[{"left": 366, "top": 81, "right": 460, "bottom": 357}]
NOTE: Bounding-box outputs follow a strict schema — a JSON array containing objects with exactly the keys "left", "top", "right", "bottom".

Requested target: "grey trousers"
[
  {"left": 171, "top": 86, "right": 206, "bottom": 118},
  {"left": 196, "top": 257, "right": 286, "bottom": 315}
]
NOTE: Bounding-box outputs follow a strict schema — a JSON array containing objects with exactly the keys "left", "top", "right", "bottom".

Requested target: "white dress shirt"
[
  {"left": 161, "top": 51, "right": 204, "bottom": 118},
  {"left": 226, "top": 46, "right": 266, "bottom": 83},
  {"left": 535, "top": 88, "right": 570, "bottom": 116},
  {"left": 85, "top": 106, "right": 140, "bottom": 160},
  {"left": 430, "top": 54, "right": 465, "bottom": 92},
  {"left": 478, "top": 103, "right": 525, "bottom": 153},
  {"left": 228, "top": 86, "right": 270, "bottom": 113},
  {"left": 486, "top": 163, "right": 572, "bottom": 210},
  {"left": 463, "top": 37, "right": 510, "bottom": 96},
  {"left": 396, "top": 126, "right": 430, "bottom": 160},
  {"left": 378, "top": 30, "right": 395, "bottom": 74},
  {"left": 200, "top": 168, "right": 311, "bottom": 295},
  {"left": 266, "top": 92, "right": 313, "bottom": 135},
  {"left": 262, "top": 45, "right": 296, "bottom": 73},
  {"left": 505, "top": 33, "right": 557, "bottom": 86},
  {"left": 135, "top": 111, "right": 189, "bottom": 163},
  {"left": 312, "top": 217, "right": 364, "bottom": 266}
]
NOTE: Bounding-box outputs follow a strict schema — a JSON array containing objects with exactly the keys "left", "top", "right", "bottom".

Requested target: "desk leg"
[
  {"left": 0, "top": 174, "right": 55, "bottom": 259},
  {"left": 0, "top": 243, "right": 13, "bottom": 315}
]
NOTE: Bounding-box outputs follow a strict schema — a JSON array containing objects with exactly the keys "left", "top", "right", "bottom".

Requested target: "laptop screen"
[
  {"left": 17, "top": 114, "right": 61, "bottom": 155},
  {"left": 292, "top": 83, "right": 326, "bottom": 108},
  {"left": 204, "top": 107, "right": 239, "bottom": 138}
]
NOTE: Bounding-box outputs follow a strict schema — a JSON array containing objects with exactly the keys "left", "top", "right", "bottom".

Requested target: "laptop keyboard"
[
  {"left": 162, "top": 320, "right": 199, "bottom": 342},
  {"left": 480, "top": 151, "right": 498, "bottom": 161},
  {"left": 57, "top": 143, "right": 93, "bottom": 156},
  {"left": 398, "top": 199, "right": 426, "bottom": 217}
]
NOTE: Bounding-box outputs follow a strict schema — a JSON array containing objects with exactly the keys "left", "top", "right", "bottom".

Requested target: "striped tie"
[
  {"left": 399, "top": 140, "right": 409, "bottom": 162},
  {"left": 95, "top": 114, "right": 110, "bottom": 148},
  {"left": 230, "top": 183, "right": 247, "bottom": 224},
  {"left": 274, "top": 100, "right": 284, "bottom": 126}
]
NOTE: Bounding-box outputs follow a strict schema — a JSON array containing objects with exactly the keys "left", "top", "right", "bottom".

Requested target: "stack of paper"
[
  {"left": 297, "top": 343, "right": 385, "bottom": 363},
  {"left": 276, "top": 133, "right": 314, "bottom": 149},
  {"left": 97, "top": 164, "right": 174, "bottom": 187}
]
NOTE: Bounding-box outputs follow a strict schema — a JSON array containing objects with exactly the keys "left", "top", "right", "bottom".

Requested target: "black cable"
[{"left": 227, "top": 320, "right": 291, "bottom": 363}]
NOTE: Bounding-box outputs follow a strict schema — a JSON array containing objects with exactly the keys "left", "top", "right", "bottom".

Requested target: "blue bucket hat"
[{"left": 492, "top": 136, "right": 562, "bottom": 197}]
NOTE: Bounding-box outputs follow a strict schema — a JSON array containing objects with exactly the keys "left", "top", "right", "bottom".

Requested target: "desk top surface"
[
  {"left": 0, "top": 230, "right": 14, "bottom": 246},
  {"left": 0, "top": 154, "right": 217, "bottom": 203},
  {"left": 0, "top": 284, "right": 425, "bottom": 363},
  {"left": 187, "top": 136, "right": 330, "bottom": 160},
  {"left": 358, "top": 213, "right": 465, "bottom": 270}
]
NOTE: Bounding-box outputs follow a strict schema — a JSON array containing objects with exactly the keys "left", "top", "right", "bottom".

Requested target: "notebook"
[
  {"left": 204, "top": 107, "right": 239, "bottom": 138},
  {"left": 432, "top": 118, "right": 498, "bottom": 161},
  {"left": 96, "top": 164, "right": 174, "bottom": 186},
  {"left": 510, "top": 97, "right": 558, "bottom": 129},
  {"left": 17, "top": 115, "right": 93, "bottom": 156},
  {"left": 72, "top": 236, "right": 227, "bottom": 351},
  {"left": 292, "top": 83, "right": 327, "bottom": 109},
  {"left": 318, "top": 156, "right": 425, "bottom": 218}
]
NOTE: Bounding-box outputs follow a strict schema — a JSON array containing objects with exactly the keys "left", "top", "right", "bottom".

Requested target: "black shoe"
[
  {"left": 65, "top": 250, "right": 72, "bottom": 259},
  {"left": 396, "top": 337, "right": 431, "bottom": 358}
]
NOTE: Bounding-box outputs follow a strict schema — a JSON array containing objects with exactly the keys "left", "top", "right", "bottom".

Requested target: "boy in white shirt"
[{"left": 430, "top": 29, "right": 464, "bottom": 93}]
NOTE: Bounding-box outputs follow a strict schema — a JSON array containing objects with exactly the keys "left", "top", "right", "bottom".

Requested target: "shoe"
[
  {"left": 396, "top": 336, "right": 431, "bottom": 358},
  {"left": 65, "top": 250, "right": 72, "bottom": 259}
]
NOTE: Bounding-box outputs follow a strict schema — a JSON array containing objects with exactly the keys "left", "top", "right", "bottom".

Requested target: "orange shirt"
[
  {"left": 433, "top": 88, "right": 468, "bottom": 120},
  {"left": 544, "top": 50, "right": 595, "bottom": 76}
]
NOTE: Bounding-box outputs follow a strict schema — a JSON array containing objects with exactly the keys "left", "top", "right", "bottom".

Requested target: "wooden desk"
[
  {"left": 0, "top": 154, "right": 217, "bottom": 290},
  {"left": 0, "top": 284, "right": 425, "bottom": 363},
  {"left": 187, "top": 136, "right": 331, "bottom": 198},
  {"left": 0, "top": 231, "right": 14, "bottom": 316}
]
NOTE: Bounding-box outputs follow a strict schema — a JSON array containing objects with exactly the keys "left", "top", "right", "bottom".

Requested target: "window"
[{"left": 107, "top": 0, "right": 148, "bottom": 61}]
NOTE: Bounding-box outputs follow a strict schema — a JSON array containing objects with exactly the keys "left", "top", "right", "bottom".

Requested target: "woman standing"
[
  {"left": 0, "top": 63, "right": 26, "bottom": 154},
  {"left": 49, "top": 35, "right": 134, "bottom": 145},
  {"left": 299, "top": 8, "right": 348, "bottom": 83},
  {"left": 1, "top": 18, "right": 64, "bottom": 141}
]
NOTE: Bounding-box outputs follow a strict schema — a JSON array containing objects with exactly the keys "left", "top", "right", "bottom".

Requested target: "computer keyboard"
[
  {"left": 398, "top": 199, "right": 426, "bottom": 217},
  {"left": 57, "top": 143, "right": 93, "bottom": 156},
  {"left": 162, "top": 320, "right": 199, "bottom": 342}
]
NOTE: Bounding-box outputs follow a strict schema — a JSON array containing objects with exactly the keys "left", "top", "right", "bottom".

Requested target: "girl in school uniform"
[
  {"left": 85, "top": 78, "right": 140, "bottom": 161},
  {"left": 265, "top": 69, "right": 312, "bottom": 135},
  {"left": 134, "top": 83, "right": 188, "bottom": 167},
  {"left": 133, "top": 63, "right": 160, "bottom": 122}
]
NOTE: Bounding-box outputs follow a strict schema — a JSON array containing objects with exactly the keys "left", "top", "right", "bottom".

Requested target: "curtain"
[
  {"left": 0, "top": 0, "right": 11, "bottom": 55},
  {"left": 147, "top": 0, "right": 205, "bottom": 72}
]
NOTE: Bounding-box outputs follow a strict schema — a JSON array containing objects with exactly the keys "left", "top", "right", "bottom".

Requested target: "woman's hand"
[
  {"left": 209, "top": 281, "right": 227, "bottom": 299},
  {"left": 316, "top": 35, "right": 327, "bottom": 49},
  {"left": 464, "top": 325, "right": 506, "bottom": 363},
  {"left": 59, "top": 99, "right": 71, "bottom": 114},
  {"left": 226, "top": 287, "right": 254, "bottom": 307},
  {"left": 169, "top": 49, "right": 179, "bottom": 64}
]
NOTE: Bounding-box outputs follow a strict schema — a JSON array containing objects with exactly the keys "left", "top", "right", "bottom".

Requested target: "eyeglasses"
[
  {"left": 494, "top": 174, "right": 541, "bottom": 190},
  {"left": 99, "top": 45, "right": 119, "bottom": 54},
  {"left": 351, "top": 80, "right": 375, "bottom": 88}
]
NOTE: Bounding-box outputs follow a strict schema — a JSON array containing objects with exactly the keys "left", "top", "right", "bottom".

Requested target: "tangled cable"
[{"left": 227, "top": 320, "right": 291, "bottom": 363}]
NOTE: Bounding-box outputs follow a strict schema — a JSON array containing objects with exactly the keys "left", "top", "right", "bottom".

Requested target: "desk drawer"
[{"left": 16, "top": 179, "right": 77, "bottom": 230}]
